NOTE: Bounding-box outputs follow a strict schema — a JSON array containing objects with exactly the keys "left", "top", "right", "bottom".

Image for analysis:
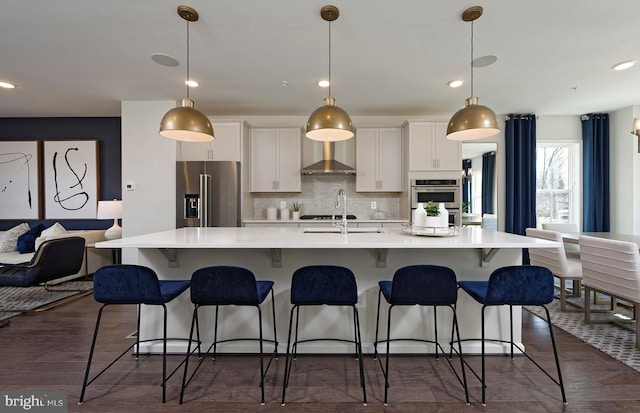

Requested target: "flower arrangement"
[{"left": 425, "top": 201, "right": 440, "bottom": 217}]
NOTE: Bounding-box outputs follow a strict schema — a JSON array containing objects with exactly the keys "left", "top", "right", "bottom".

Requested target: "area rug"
[
  {"left": 525, "top": 295, "right": 640, "bottom": 373},
  {"left": 0, "top": 281, "right": 93, "bottom": 321}
]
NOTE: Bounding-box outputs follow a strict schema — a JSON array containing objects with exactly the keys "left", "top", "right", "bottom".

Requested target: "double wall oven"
[{"left": 411, "top": 178, "right": 461, "bottom": 226}]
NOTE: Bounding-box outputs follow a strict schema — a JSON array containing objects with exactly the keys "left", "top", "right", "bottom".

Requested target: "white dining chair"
[
  {"left": 542, "top": 223, "right": 580, "bottom": 259},
  {"left": 526, "top": 228, "right": 583, "bottom": 312},
  {"left": 579, "top": 235, "right": 640, "bottom": 349}
]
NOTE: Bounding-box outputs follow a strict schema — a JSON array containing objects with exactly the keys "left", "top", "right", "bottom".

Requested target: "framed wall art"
[
  {"left": 44, "top": 140, "right": 99, "bottom": 219},
  {"left": 0, "top": 140, "right": 42, "bottom": 219}
]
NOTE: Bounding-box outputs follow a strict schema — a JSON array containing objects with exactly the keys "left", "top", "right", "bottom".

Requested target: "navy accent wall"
[{"left": 0, "top": 117, "right": 121, "bottom": 231}]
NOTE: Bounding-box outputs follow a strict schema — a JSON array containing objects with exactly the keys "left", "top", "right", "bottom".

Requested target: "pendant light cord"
[
  {"left": 328, "top": 20, "right": 332, "bottom": 97},
  {"left": 470, "top": 20, "right": 474, "bottom": 97},
  {"left": 186, "top": 19, "right": 190, "bottom": 99}
]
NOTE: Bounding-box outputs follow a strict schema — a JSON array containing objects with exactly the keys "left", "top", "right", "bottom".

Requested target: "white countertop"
[
  {"left": 243, "top": 219, "right": 407, "bottom": 224},
  {"left": 97, "top": 226, "right": 558, "bottom": 250}
]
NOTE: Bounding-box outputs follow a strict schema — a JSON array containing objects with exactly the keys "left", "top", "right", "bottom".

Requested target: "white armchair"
[
  {"left": 579, "top": 235, "right": 640, "bottom": 349},
  {"left": 526, "top": 228, "right": 582, "bottom": 312}
]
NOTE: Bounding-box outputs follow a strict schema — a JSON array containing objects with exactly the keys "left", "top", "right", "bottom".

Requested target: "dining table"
[{"left": 561, "top": 232, "right": 640, "bottom": 247}]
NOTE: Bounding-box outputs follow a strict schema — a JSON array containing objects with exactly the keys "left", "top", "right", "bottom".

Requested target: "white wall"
[
  {"left": 537, "top": 116, "right": 581, "bottom": 142},
  {"left": 121, "top": 100, "right": 176, "bottom": 263},
  {"left": 610, "top": 107, "right": 637, "bottom": 233}
]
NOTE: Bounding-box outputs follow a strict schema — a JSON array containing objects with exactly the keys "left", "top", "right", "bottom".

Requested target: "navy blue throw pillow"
[{"left": 16, "top": 223, "right": 46, "bottom": 254}]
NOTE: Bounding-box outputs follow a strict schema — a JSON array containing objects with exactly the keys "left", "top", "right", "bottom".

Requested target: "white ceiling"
[{"left": 1, "top": 0, "right": 639, "bottom": 118}]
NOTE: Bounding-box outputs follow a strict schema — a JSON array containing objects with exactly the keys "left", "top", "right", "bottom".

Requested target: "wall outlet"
[
  {"left": 370, "top": 201, "right": 377, "bottom": 210},
  {"left": 280, "top": 201, "right": 286, "bottom": 208},
  {"left": 125, "top": 182, "right": 135, "bottom": 191}
]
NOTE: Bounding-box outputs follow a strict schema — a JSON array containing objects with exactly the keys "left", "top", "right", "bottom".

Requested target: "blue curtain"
[
  {"left": 462, "top": 159, "right": 472, "bottom": 211},
  {"left": 481, "top": 152, "right": 495, "bottom": 215},
  {"left": 581, "top": 114, "right": 610, "bottom": 232},
  {"left": 505, "top": 114, "right": 537, "bottom": 236}
]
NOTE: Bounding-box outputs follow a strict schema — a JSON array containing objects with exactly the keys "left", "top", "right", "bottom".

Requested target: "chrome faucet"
[{"left": 334, "top": 188, "right": 348, "bottom": 234}]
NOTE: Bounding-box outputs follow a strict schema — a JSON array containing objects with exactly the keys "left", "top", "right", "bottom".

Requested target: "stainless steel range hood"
[{"left": 300, "top": 141, "right": 356, "bottom": 175}]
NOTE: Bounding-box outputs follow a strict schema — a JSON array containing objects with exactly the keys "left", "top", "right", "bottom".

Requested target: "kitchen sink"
[{"left": 302, "top": 227, "right": 383, "bottom": 234}]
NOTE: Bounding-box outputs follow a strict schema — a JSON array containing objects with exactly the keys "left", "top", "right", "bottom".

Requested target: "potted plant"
[
  {"left": 291, "top": 202, "right": 301, "bottom": 220},
  {"left": 424, "top": 201, "right": 440, "bottom": 227}
]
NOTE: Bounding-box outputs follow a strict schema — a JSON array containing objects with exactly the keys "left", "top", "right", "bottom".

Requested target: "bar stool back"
[
  {"left": 457, "top": 265, "right": 566, "bottom": 406},
  {"left": 374, "top": 265, "right": 469, "bottom": 405},
  {"left": 180, "top": 266, "right": 277, "bottom": 405},
  {"left": 79, "top": 264, "right": 191, "bottom": 404},
  {"left": 281, "top": 265, "right": 366, "bottom": 405}
]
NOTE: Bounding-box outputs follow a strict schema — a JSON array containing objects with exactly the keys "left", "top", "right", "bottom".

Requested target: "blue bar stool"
[
  {"left": 374, "top": 265, "right": 469, "bottom": 405},
  {"left": 180, "top": 266, "right": 277, "bottom": 405},
  {"left": 79, "top": 264, "right": 191, "bottom": 404},
  {"left": 457, "top": 265, "right": 567, "bottom": 406},
  {"left": 281, "top": 265, "right": 366, "bottom": 406}
]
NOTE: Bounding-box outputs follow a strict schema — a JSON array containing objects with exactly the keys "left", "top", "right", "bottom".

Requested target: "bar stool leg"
[
  {"left": 451, "top": 308, "right": 470, "bottom": 405},
  {"left": 433, "top": 306, "right": 439, "bottom": 359},
  {"left": 481, "top": 305, "right": 487, "bottom": 406},
  {"left": 257, "top": 306, "right": 265, "bottom": 405},
  {"left": 161, "top": 304, "right": 168, "bottom": 403},
  {"left": 353, "top": 306, "right": 367, "bottom": 405},
  {"left": 281, "top": 305, "right": 297, "bottom": 406},
  {"left": 270, "top": 289, "right": 278, "bottom": 357},
  {"left": 373, "top": 290, "right": 383, "bottom": 360},
  {"left": 544, "top": 306, "right": 567, "bottom": 404},
  {"left": 383, "top": 305, "right": 393, "bottom": 405},
  {"left": 213, "top": 305, "right": 219, "bottom": 360},
  {"left": 79, "top": 305, "right": 107, "bottom": 404},
  {"left": 179, "top": 306, "right": 199, "bottom": 404}
]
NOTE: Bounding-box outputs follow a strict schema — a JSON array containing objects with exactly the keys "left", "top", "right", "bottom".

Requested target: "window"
[{"left": 536, "top": 143, "right": 580, "bottom": 226}]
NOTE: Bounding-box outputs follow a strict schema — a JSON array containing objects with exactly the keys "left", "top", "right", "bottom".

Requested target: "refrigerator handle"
[{"left": 199, "top": 173, "right": 211, "bottom": 227}]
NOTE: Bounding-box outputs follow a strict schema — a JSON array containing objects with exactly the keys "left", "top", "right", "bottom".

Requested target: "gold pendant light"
[
  {"left": 159, "top": 5, "right": 214, "bottom": 142},
  {"left": 305, "top": 5, "right": 354, "bottom": 142},
  {"left": 446, "top": 6, "right": 499, "bottom": 141}
]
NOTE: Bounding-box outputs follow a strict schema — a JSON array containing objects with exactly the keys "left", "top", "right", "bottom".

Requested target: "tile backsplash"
[{"left": 252, "top": 175, "right": 402, "bottom": 219}]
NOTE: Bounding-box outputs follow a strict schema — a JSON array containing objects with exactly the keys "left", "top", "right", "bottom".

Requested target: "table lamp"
[{"left": 97, "top": 200, "right": 122, "bottom": 240}]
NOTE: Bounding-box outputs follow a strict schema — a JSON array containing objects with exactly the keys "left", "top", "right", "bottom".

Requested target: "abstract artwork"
[
  {"left": 44, "top": 140, "right": 99, "bottom": 219},
  {"left": 0, "top": 141, "right": 41, "bottom": 219}
]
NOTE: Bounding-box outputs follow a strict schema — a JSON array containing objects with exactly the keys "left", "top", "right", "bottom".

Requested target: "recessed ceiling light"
[
  {"left": 611, "top": 60, "right": 636, "bottom": 71},
  {"left": 448, "top": 80, "right": 464, "bottom": 88},
  {"left": 151, "top": 53, "right": 179, "bottom": 67},
  {"left": 185, "top": 79, "right": 199, "bottom": 87},
  {"left": 318, "top": 80, "right": 330, "bottom": 88},
  {"left": 0, "top": 81, "right": 16, "bottom": 89}
]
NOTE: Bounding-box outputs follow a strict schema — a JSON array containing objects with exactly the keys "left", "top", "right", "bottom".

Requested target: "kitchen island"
[{"left": 97, "top": 226, "right": 558, "bottom": 355}]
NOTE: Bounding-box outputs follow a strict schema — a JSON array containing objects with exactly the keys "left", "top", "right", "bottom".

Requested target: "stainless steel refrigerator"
[{"left": 176, "top": 161, "right": 241, "bottom": 228}]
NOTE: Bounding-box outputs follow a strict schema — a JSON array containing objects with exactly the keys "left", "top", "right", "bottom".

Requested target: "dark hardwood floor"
[{"left": 1, "top": 295, "right": 640, "bottom": 412}]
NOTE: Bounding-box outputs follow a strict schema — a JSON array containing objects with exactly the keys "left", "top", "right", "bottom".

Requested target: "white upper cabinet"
[
  {"left": 250, "top": 128, "right": 301, "bottom": 192},
  {"left": 404, "top": 121, "right": 461, "bottom": 171},
  {"left": 356, "top": 128, "right": 403, "bottom": 192},
  {"left": 177, "top": 121, "right": 243, "bottom": 161}
]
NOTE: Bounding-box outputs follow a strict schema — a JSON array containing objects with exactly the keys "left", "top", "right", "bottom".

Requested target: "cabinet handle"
[{"left": 437, "top": 159, "right": 440, "bottom": 168}]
